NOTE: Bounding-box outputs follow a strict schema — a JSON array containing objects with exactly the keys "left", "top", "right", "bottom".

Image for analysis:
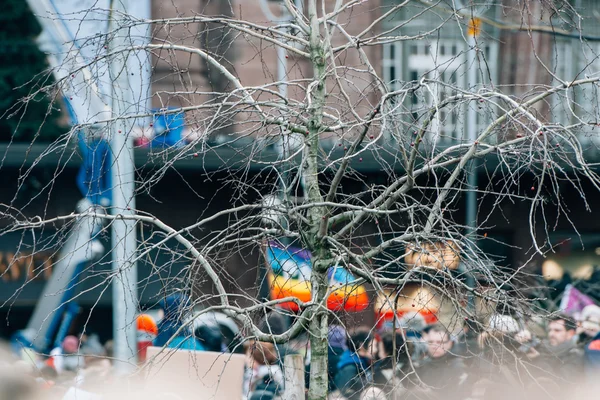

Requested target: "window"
[
  {"left": 382, "top": 5, "right": 499, "bottom": 144},
  {"left": 551, "top": 1, "right": 600, "bottom": 145},
  {"left": 383, "top": 37, "right": 498, "bottom": 143}
]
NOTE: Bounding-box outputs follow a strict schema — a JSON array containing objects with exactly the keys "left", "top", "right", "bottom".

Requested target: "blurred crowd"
[
  {"left": 322, "top": 307, "right": 600, "bottom": 400},
  {"left": 240, "top": 304, "right": 600, "bottom": 400},
  {"left": 1, "top": 294, "right": 600, "bottom": 400}
]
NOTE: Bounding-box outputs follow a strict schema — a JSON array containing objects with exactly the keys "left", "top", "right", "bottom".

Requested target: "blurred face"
[
  {"left": 548, "top": 320, "right": 574, "bottom": 346},
  {"left": 427, "top": 330, "right": 452, "bottom": 359},
  {"left": 356, "top": 339, "right": 373, "bottom": 360}
]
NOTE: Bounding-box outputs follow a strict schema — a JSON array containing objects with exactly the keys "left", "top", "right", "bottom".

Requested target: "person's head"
[
  {"left": 195, "top": 324, "right": 223, "bottom": 352},
  {"left": 580, "top": 305, "right": 600, "bottom": 338},
  {"left": 62, "top": 336, "right": 79, "bottom": 354},
  {"left": 103, "top": 340, "right": 114, "bottom": 359},
  {"left": 378, "top": 331, "right": 408, "bottom": 364},
  {"left": 347, "top": 327, "right": 373, "bottom": 359},
  {"left": 328, "top": 325, "right": 348, "bottom": 351},
  {"left": 159, "top": 294, "right": 191, "bottom": 323},
  {"left": 398, "top": 312, "right": 426, "bottom": 333},
  {"left": 487, "top": 314, "right": 520, "bottom": 336},
  {"left": 245, "top": 340, "right": 279, "bottom": 366},
  {"left": 426, "top": 324, "right": 452, "bottom": 359},
  {"left": 547, "top": 314, "right": 577, "bottom": 346},
  {"left": 137, "top": 314, "right": 158, "bottom": 363},
  {"left": 257, "top": 312, "right": 287, "bottom": 336}
]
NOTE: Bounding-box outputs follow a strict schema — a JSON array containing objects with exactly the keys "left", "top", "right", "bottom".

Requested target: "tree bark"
[
  {"left": 308, "top": 271, "right": 329, "bottom": 400},
  {"left": 305, "top": 1, "right": 329, "bottom": 399}
]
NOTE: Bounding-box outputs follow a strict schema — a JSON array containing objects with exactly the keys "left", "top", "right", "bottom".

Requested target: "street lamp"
[
  {"left": 455, "top": 1, "right": 490, "bottom": 312},
  {"left": 258, "top": 0, "right": 305, "bottom": 234}
]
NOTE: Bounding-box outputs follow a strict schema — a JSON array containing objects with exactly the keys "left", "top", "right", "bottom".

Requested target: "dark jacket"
[
  {"left": 154, "top": 294, "right": 204, "bottom": 351},
  {"left": 584, "top": 331, "right": 600, "bottom": 380},
  {"left": 452, "top": 331, "right": 480, "bottom": 366},
  {"left": 470, "top": 343, "right": 549, "bottom": 390},
  {"left": 372, "top": 357, "right": 417, "bottom": 399},
  {"left": 334, "top": 350, "right": 372, "bottom": 400},
  {"left": 540, "top": 340, "right": 584, "bottom": 384},
  {"left": 328, "top": 346, "right": 345, "bottom": 391},
  {"left": 416, "top": 353, "right": 467, "bottom": 399}
]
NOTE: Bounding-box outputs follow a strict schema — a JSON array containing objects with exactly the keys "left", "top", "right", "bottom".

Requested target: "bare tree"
[{"left": 3, "top": 0, "right": 600, "bottom": 399}]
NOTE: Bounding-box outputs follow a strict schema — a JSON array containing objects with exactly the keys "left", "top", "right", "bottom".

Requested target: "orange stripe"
[{"left": 588, "top": 340, "right": 600, "bottom": 351}]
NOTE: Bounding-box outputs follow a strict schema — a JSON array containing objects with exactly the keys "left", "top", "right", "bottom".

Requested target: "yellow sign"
[
  {"left": 0, "top": 251, "right": 54, "bottom": 282},
  {"left": 468, "top": 17, "right": 482, "bottom": 37}
]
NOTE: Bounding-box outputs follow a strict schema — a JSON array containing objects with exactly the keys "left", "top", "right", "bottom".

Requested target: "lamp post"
[
  {"left": 109, "top": 0, "right": 139, "bottom": 373},
  {"left": 461, "top": 1, "right": 489, "bottom": 312},
  {"left": 258, "top": 0, "right": 305, "bottom": 233}
]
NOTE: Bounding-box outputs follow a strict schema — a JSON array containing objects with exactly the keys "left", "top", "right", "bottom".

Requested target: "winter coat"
[
  {"left": 584, "top": 331, "right": 600, "bottom": 380},
  {"left": 328, "top": 346, "right": 345, "bottom": 391},
  {"left": 405, "top": 332, "right": 428, "bottom": 366},
  {"left": 452, "top": 331, "right": 480, "bottom": 366},
  {"left": 46, "top": 347, "right": 84, "bottom": 374},
  {"left": 243, "top": 363, "right": 284, "bottom": 400},
  {"left": 334, "top": 350, "right": 373, "bottom": 400},
  {"left": 372, "top": 357, "right": 414, "bottom": 399},
  {"left": 154, "top": 294, "right": 204, "bottom": 351},
  {"left": 540, "top": 340, "right": 584, "bottom": 385},
  {"left": 415, "top": 353, "right": 467, "bottom": 399}
]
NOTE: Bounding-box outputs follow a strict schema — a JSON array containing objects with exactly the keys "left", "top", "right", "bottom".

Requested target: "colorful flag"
[{"left": 560, "top": 284, "right": 596, "bottom": 316}]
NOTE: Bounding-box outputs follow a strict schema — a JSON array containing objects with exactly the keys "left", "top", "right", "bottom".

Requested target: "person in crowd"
[
  {"left": 194, "top": 323, "right": 224, "bottom": 353},
  {"left": 452, "top": 318, "right": 481, "bottom": 365},
  {"left": 583, "top": 317, "right": 600, "bottom": 379},
  {"left": 471, "top": 314, "right": 555, "bottom": 396},
  {"left": 153, "top": 293, "right": 204, "bottom": 351},
  {"left": 75, "top": 344, "right": 112, "bottom": 390},
  {"left": 46, "top": 335, "right": 84, "bottom": 375},
  {"left": 579, "top": 304, "right": 600, "bottom": 345},
  {"left": 416, "top": 323, "right": 467, "bottom": 397},
  {"left": 104, "top": 340, "right": 114, "bottom": 360},
  {"left": 137, "top": 314, "right": 158, "bottom": 363},
  {"left": 79, "top": 333, "right": 104, "bottom": 359},
  {"left": 539, "top": 313, "right": 583, "bottom": 384},
  {"left": 372, "top": 330, "right": 415, "bottom": 399},
  {"left": 397, "top": 312, "right": 428, "bottom": 366},
  {"left": 334, "top": 327, "right": 375, "bottom": 400},
  {"left": 327, "top": 324, "right": 348, "bottom": 392},
  {"left": 243, "top": 340, "right": 284, "bottom": 400}
]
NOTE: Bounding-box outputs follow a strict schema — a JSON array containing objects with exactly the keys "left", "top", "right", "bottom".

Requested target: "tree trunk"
[
  {"left": 307, "top": 270, "right": 329, "bottom": 400},
  {"left": 305, "top": 1, "right": 329, "bottom": 399}
]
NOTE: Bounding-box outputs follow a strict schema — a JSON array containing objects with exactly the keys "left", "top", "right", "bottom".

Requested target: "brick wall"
[{"left": 150, "top": 0, "right": 384, "bottom": 140}]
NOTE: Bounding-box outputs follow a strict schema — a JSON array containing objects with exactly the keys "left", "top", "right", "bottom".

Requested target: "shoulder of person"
[
  {"left": 568, "top": 346, "right": 584, "bottom": 356},
  {"left": 448, "top": 355, "right": 466, "bottom": 367}
]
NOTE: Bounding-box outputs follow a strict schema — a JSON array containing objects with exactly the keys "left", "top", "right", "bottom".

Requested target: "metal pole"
[
  {"left": 466, "top": 33, "right": 478, "bottom": 234},
  {"left": 464, "top": 32, "right": 478, "bottom": 312},
  {"left": 277, "top": 3, "right": 289, "bottom": 204},
  {"left": 109, "top": 0, "right": 138, "bottom": 373}
]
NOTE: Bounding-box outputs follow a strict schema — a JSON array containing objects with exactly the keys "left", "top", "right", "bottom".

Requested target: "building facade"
[{"left": 1, "top": 0, "right": 600, "bottom": 339}]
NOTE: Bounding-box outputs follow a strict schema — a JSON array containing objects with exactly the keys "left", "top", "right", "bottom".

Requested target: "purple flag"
[{"left": 560, "top": 284, "right": 595, "bottom": 315}]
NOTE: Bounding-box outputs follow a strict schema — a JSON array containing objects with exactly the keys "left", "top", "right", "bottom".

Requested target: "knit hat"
[
  {"left": 137, "top": 314, "right": 158, "bottom": 343},
  {"left": 159, "top": 294, "right": 191, "bottom": 323},
  {"left": 137, "top": 314, "right": 158, "bottom": 364},
  {"left": 580, "top": 304, "right": 600, "bottom": 334},
  {"left": 487, "top": 314, "right": 520, "bottom": 334},
  {"left": 398, "top": 311, "right": 427, "bottom": 332},
  {"left": 328, "top": 325, "right": 348, "bottom": 350}
]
